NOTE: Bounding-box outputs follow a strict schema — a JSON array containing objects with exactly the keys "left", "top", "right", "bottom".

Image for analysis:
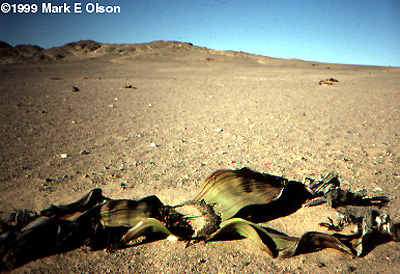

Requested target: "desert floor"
[{"left": 1, "top": 46, "right": 400, "bottom": 273}]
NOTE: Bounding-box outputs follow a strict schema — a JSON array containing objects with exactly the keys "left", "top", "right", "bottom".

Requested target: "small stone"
[
  {"left": 373, "top": 186, "right": 383, "bottom": 192},
  {"left": 80, "top": 150, "right": 90, "bottom": 155},
  {"left": 150, "top": 142, "right": 157, "bottom": 147},
  {"left": 124, "top": 85, "right": 136, "bottom": 89},
  {"left": 347, "top": 265, "right": 356, "bottom": 272},
  {"left": 167, "top": 235, "right": 179, "bottom": 241},
  {"left": 60, "top": 154, "right": 68, "bottom": 158},
  {"left": 108, "top": 104, "right": 115, "bottom": 108},
  {"left": 72, "top": 86, "right": 80, "bottom": 92},
  {"left": 216, "top": 128, "right": 223, "bottom": 132}
]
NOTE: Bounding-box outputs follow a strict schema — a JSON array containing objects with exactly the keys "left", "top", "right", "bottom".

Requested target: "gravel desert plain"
[{"left": 0, "top": 40, "right": 400, "bottom": 273}]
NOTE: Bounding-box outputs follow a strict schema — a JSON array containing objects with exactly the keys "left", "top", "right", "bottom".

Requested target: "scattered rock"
[
  {"left": 72, "top": 86, "right": 80, "bottom": 92},
  {"left": 373, "top": 185, "right": 383, "bottom": 192},
  {"left": 124, "top": 85, "right": 137, "bottom": 89},
  {"left": 60, "top": 154, "right": 68, "bottom": 158},
  {"left": 319, "top": 80, "right": 332, "bottom": 85},
  {"left": 80, "top": 150, "right": 90, "bottom": 155},
  {"left": 319, "top": 78, "right": 339, "bottom": 85},
  {"left": 347, "top": 265, "right": 357, "bottom": 272},
  {"left": 327, "top": 78, "right": 339, "bottom": 82}
]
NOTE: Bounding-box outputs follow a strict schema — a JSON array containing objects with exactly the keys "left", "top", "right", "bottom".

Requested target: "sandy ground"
[{"left": 1, "top": 43, "right": 400, "bottom": 273}]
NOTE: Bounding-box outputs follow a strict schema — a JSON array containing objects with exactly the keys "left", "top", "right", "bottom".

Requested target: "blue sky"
[{"left": 1, "top": 0, "right": 399, "bottom": 66}]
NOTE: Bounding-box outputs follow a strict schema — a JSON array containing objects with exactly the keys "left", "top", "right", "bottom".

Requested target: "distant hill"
[
  {"left": 0, "top": 39, "right": 279, "bottom": 65},
  {"left": 1, "top": 40, "right": 390, "bottom": 68}
]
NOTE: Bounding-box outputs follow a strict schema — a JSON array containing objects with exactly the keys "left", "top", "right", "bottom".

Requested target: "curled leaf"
[
  {"left": 99, "top": 196, "right": 164, "bottom": 227},
  {"left": 120, "top": 218, "right": 175, "bottom": 245},
  {"left": 208, "top": 218, "right": 297, "bottom": 258},
  {"left": 41, "top": 188, "right": 106, "bottom": 219},
  {"left": 281, "top": 232, "right": 354, "bottom": 258},
  {"left": 194, "top": 168, "right": 287, "bottom": 221}
]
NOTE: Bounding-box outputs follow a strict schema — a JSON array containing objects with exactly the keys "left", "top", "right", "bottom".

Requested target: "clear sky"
[{"left": 1, "top": 0, "right": 399, "bottom": 66}]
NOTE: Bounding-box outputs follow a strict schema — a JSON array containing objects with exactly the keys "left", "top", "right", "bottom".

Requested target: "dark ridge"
[{"left": 0, "top": 41, "right": 12, "bottom": 48}]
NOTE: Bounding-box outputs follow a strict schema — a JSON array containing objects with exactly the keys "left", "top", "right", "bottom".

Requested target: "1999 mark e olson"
[{"left": 42, "top": 2, "right": 121, "bottom": 14}]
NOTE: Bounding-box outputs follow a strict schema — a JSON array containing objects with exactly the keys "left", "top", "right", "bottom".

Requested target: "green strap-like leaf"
[
  {"left": 120, "top": 218, "right": 175, "bottom": 245},
  {"left": 208, "top": 218, "right": 298, "bottom": 257},
  {"left": 99, "top": 198, "right": 162, "bottom": 227},
  {"left": 209, "top": 218, "right": 355, "bottom": 258},
  {"left": 194, "top": 168, "right": 286, "bottom": 221},
  {"left": 280, "top": 231, "right": 354, "bottom": 258}
]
